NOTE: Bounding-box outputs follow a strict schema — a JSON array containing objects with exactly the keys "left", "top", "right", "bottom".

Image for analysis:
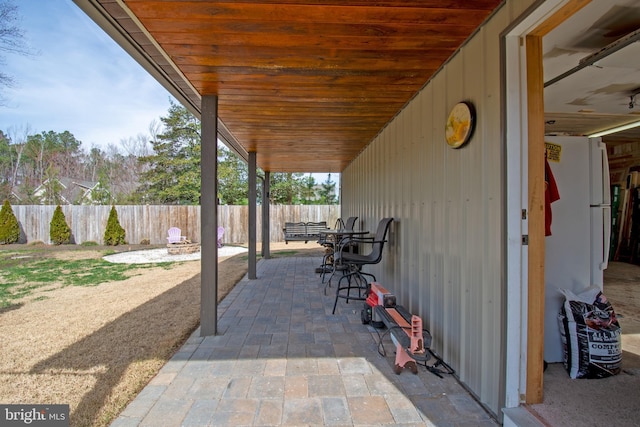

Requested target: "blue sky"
[{"left": 0, "top": 0, "right": 174, "bottom": 149}]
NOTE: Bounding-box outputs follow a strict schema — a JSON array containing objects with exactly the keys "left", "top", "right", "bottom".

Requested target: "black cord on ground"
[
  {"left": 372, "top": 324, "right": 456, "bottom": 378},
  {"left": 423, "top": 348, "right": 456, "bottom": 377},
  {"left": 373, "top": 327, "right": 392, "bottom": 357}
]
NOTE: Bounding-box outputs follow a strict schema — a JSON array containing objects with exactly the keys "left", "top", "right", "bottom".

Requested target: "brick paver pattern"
[{"left": 111, "top": 256, "right": 498, "bottom": 426}]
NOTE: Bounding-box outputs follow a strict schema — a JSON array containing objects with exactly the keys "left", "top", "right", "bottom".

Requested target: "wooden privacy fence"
[{"left": 11, "top": 205, "right": 340, "bottom": 245}]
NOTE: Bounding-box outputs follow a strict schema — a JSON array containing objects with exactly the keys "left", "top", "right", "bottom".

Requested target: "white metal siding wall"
[{"left": 341, "top": 1, "right": 533, "bottom": 416}]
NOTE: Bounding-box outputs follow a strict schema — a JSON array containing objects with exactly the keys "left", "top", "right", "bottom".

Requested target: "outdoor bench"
[{"left": 283, "top": 221, "right": 328, "bottom": 243}]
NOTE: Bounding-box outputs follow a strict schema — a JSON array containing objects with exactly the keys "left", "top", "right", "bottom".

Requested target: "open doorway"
[
  {"left": 503, "top": 0, "right": 640, "bottom": 420},
  {"left": 527, "top": 0, "right": 640, "bottom": 424}
]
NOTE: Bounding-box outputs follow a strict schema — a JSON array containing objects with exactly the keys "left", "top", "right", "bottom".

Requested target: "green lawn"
[{"left": 0, "top": 249, "right": 171, "bottom": 308}]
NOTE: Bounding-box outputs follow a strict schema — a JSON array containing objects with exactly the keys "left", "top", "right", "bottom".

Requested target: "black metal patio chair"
[
  {"left": 320, "top": 216, "right": 359, "bottom": 285},
  {"left": 332, "top": 217, "right": 393, "bottom": 314}
]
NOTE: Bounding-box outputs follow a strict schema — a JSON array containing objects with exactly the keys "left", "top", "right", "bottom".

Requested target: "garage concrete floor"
[{"left": 528, "top": 261, "right": 640, "bottom": 427}]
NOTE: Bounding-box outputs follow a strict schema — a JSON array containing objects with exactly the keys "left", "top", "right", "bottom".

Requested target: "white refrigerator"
[{"left": 543, "top": 136, "right": 611, "bottom": 362}]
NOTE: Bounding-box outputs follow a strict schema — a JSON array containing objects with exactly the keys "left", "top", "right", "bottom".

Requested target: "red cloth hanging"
[{"left": 545, "top": 158, "right": 560, "bottom": 236}]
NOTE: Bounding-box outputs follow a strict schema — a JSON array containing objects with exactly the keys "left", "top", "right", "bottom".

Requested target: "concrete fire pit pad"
[{"left": 103, "top": 246, "right": 248, "bottom": 264}]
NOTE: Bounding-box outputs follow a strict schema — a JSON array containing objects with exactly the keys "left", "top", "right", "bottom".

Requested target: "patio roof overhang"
[{"left": 73, "top": 0, "right": 503, "bottom": 173}]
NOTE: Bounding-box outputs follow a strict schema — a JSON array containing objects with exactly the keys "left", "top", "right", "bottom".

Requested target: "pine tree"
[
  {"left": 103, "top": 205, "right": 126, "bottom": 245},
  {"left": 0, "top": 199, "right": 20, "bottom": 244},
  {"left": 318, "top": 174, "right": 337, "bottom": 204},
  {"left": 218, "top": 145, "right": 248, "bottom": 204},
  {"left": 270, "top": 172, "right": 305, "bottom": 204},
  {"left": 49, "top": 205, "right": 71, "bottom": 245},
  {"left": 137, "top": 101, "right": 201, "bottom": 204}
]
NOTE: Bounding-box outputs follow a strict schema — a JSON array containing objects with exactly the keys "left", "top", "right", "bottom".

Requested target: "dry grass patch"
[{"left": 0, "top": 242, "right": 322, "bottom": 426}]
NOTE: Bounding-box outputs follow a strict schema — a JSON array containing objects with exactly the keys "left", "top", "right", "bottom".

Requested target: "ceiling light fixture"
[{"left": 588, "top": 120, "right": 640, "bottom": 138}]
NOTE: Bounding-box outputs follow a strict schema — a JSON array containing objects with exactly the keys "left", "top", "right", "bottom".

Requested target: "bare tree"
[
  {"left": 147, "top": 119, "right": 162, "bottom": 147},
  {"left": 0, "top": 1, "right": 31, "bottom": 104},
  {"left": 120, "top": 133, "right": 151, "bottom": 158},
  {"left": 6, "top": 124, "right": 30, "bottom": 189}
]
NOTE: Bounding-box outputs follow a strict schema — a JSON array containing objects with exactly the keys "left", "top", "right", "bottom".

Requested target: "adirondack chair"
[
  {"left": 167, "top": 227, "right": 186, "bottom": 244},
  {"left": 217, "top": 226, "right": 224, "bottom": 248}
]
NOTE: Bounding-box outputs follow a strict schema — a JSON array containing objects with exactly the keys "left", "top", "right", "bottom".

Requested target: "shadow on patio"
[{"left": 96, "top": 255, "right": 497, "bottom": 426}]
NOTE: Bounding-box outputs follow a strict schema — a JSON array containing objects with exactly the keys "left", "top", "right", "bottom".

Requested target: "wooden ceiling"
[{"left": 79, "top": 0, "right": 503, "bottom": 172}]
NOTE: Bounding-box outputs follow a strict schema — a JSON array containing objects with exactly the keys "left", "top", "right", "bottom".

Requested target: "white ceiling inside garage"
[{"left": 543, "top": 0, "right": 640, "bottom": 144}]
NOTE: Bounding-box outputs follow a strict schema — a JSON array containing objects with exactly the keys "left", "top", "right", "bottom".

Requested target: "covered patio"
[
  {"left": 110, "top": 254, "right": 497, "bottom": 426},
  {"left": 71, "top": 0, "right": 640, "bottom": 423}
]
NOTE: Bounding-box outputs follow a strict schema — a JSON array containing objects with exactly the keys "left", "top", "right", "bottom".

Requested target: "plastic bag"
[{"left": 558, "top": 286, "right": 622, "bottom": 379}]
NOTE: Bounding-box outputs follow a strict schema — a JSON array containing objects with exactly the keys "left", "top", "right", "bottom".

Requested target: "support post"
[
  {"left": 249, "top": 151, "right": 257, "bottom": 279},
  {"left": 262, "top": 171, "right": 271, "bottom": 259},
  {"left": 200, "top": 95, "right": 218, "bottom": 336},
  {"left": 521, "top": 0, "right": 591, "bottom": 402},
  {"left": 526, "top": 34, "right": 545, "bottom": 403}
]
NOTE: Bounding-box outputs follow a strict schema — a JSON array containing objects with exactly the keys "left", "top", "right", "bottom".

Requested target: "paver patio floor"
[{"left": 110, "top": 255, "right": 498, "bottom": 426}]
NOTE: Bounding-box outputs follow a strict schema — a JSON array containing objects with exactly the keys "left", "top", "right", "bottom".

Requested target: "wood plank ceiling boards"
[{"left": 88, "top": 0, "right": 503, "bottom": 173}]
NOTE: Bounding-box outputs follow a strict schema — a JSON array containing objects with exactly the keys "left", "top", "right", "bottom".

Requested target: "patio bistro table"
[{"left": 318, "top": 229, "right": 369, "bottom": 292}]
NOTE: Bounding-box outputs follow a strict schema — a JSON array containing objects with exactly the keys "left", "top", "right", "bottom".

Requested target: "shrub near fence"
[{"left": 11, "top": 205, "right": 340, "bottom": 245}]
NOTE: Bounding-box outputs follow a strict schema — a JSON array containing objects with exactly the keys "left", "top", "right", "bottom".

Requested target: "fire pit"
[{"left": 167, "top": 241, "right": 200, "bottom": 255}]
